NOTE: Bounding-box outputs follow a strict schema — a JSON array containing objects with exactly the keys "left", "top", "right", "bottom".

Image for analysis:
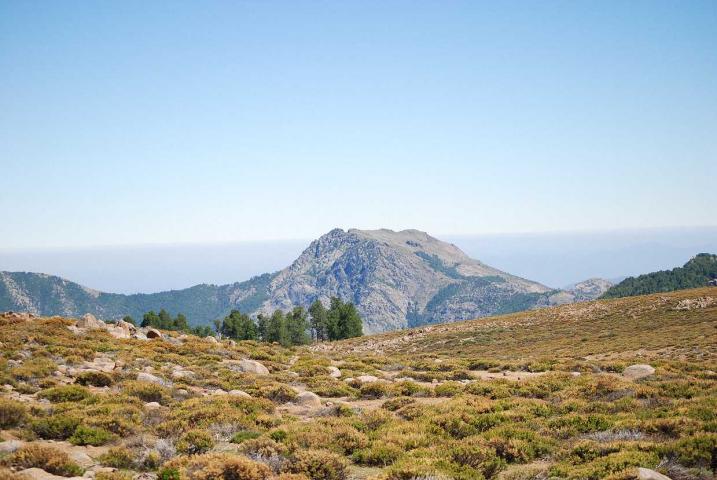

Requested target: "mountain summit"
[
  {"left": 0, "top": 228, "right": 603, "bottom": 332},
  {"left": 261, "top": 228, "right": 563, "bottom": 332}
]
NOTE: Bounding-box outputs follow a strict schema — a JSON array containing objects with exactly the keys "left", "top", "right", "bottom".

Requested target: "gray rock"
[
  {"left": 144, "top": 402, "right": 162, "bottom": 410},
  {"left": 356, "top": 375, "right": 379, "bottom": 383},
  {"left": 623, "top": 364, "right": 656, "bottom": 380},
  {"left": 235, "top": 359, "right": 270, "bottom": 375},
  {"left": 296, "top": 391, "right": 322, "bottom": 408},
  {"left": 0, "top": 439, "right": 25, "bottom": 454},
  {"left": 228, "top": 389, "right": 252, "bottom": 398},
  {"left": 327, "top": 366, "right": 342, "bottom": 378},
  {"left": 77, "top": 313, "right": 104, "bottom": 329},
  {"left": 146, "top": 328, "right": 162, "bottom": 339},
  {"left": 637, "top": 468, "right": 672, "bottom": 480},
  {"left": 18, "top": 468, "right": 85, "bottom": 480},
  {"left": 136, "top": 372, "right": 166, "bottom": 385}
]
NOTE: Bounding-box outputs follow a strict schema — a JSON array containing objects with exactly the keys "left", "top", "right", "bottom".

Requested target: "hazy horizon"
[{"left": 2, "top": 226, "right": 715, "bottom": 294}]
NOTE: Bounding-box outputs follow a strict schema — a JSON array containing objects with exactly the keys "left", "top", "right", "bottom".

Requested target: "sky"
[{"left": 1, "top": 0, "right": 716, "bottom": 250}]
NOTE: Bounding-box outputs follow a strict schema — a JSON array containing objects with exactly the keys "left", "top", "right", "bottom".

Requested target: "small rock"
[
  {"left": 356, "top": 375, "right": 379, "bottom": 383},
  {"left": 0, "top": 439, "right": 25, "bottom": 454},
  {"left": 571, "top": 372, "right": 581, "bottom": 377},
  {"left": 235, "top": 359, "right": 270, "bottom": 375},
  {"left": 327, "top": 366, "right": 342, "bottom": 378},
  {"left": 18, "top": 468, "right": 84, "bottom": 480},
  {"left": 144, "top": 402, "right": 162, "bottom": 410},
  {"left": 637, "top": 467, "right": 672, "bottom": 480},
  {"left": 623, "top": 364, "right": 656, "bottom": 380},
  {"left": 205, "top": 336, "right": 218, "bottom": 344},
  {"left": 296, "top": 391, "right": 322, "bottom": 408},
  {"left": 136, "top": 372, "right": 166, "bottom": 385},
  {"left": 228, "top": 389, "right": 252, "bottom": 398},
  {"left": 133, "top": 474, "right": 158, "bottom": 480}
]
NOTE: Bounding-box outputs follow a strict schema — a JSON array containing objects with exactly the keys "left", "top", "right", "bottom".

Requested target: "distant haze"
[{"left": 1, "top": 227, "right": 715, "bottom": 294}]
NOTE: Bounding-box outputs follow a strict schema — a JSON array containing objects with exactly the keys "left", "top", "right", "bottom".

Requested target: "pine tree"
[
  {"left": 173, "top": 313, "right": 189, "bottom": 331},
  {"left": 309, "top": 300, "right": 328, "bottom": 341},
  {"left": 256, "top": 313, "right": 269, "bottom": 342},
  {"left": 158, "top": 309, "right": 173, "bottom": 329},
  {"left": 141, "top": 310, "right": 159, "bottom": 328},
  {"left": 266, "top": 310, "right": 289, "bottom": 346},
  {"left": 287, "top": 306, "right": 310, "bottom": 345}
]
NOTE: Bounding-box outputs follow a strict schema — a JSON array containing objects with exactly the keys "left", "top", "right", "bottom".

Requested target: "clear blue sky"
[{"left": 1, "top": 1, "right": 715, "bottom": 249}]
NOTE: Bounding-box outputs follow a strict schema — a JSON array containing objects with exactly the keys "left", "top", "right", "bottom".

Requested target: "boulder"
[
  {"left": 144, "top": 402, "right": 162, "bottom": 410},
  {"left": 117, "top": 320, "right": 137, "bottom": 335},
  {"left": 623, "top": 364, "right": 656, "bottom": 380},
  {"left": 637, "top": 468, "right": 672, "bottom": 480},
  {"left": 136, "top": 372, "right": 166, "bottom": 385},
  {"left": 77, "top": 313, "right": 105, "bottom": 330},
  {"left": 205, "top": 336, "right": 218, "bottom": 344},
  {"left": 296, "top": 391, "right": 322, "bottom": 408},
  {"left": 0, "top": 439, "right": 25, "bottom": 454},
  {"left": 356, "top": 375, "right": 379, "bottom": 383},
  {"left": 146, "top": 328, "right": 162, "bottom": 339},
  {"left": 228, "top": 389, "right": 252, "bottom": 398},
  {"left": 18, "top": 468, "right": 84, "bottom": 480},
  {"left": 235, "top": 359, "right": 270, "bottom": 375},
  {"left": 327, "top": 366, "right": 342, "bottom": 378}
]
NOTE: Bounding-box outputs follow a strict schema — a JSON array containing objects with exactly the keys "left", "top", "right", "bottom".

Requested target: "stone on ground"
[
  {"left": 637, "top": 467, "right": 672, "bottom": 480},
  {"left": 327, "top": 366, "right": 342, "bottom": 378},
  {"left": 623, "top": 364, "right": 656, "bottom": 380},
  {"left": 296, "top": 391, "right": 322, "bottom": 408}
]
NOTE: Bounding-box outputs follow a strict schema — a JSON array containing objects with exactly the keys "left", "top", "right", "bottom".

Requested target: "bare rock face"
[
  {"left": 623, "top": 364, "right": 656, "bottom": 380},
  {"left": 260, "top": 228, "right": 556, "bottom": 333},
  {"left": 637, "top": 468, "right": 672, "bottom": 480},
  {"left": 296, "top": 391, "right": 322, "bottom": 408},
  {"left": 77, "top": 313, "right": 105, "bottom": 329},
  {"left": 564, "top": 278, "right": 614, "bottom": 302}
]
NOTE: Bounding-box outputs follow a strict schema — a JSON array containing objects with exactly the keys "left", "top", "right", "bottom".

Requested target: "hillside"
[
  {"left": 0, "top": 229, "right": 604, "bottom": 333},
  {"left": 602, "top": 253, "right": 717, "bottom": 299},
  {"left": 1, "top": 288, "right": 715, "bottom": 480}
]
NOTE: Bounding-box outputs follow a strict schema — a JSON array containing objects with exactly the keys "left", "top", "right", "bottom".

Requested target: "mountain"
[
  {"left": 1, "top": 228, "right": 600, "bottom": 333},
  {"left": 601, "top": 253, "right": 717, "bottom": 299},
  {"left": 562, "top": 278, "right": 613, "bottom": 302}
]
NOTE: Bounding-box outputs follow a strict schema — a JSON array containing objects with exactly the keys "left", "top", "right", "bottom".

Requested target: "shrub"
[
  {"left": 96, "top": 473, "right": 133, "bottom": 480},
  {"left": 177, "top": 429, "right": 215, "bottom": 455},
  {"left": 8, "top": 444, "right": 83, "bottom": 476},
  {"left": 353, "top": 441, "right": 403, "bottom": 466},
  {"left": 265, "top": 384, "right": 299, "bottom": 403},
  {"left": 122, "top": 380, "right": 170, "bottom": 404},
  {"left": 359, "top": 382, "right": 391, "bottom": 399},
  {"left": 31, "top": 414, "right": 81, "bottom": 440},
  {"left": 231, "top": 430, "right": 262, "bottom": 443},
  {"left": 0, "top": 398, "right": 27, "bottom": 428},
  {"left": 289, "top": 449, "right": 348, "bottom": 480},
  {"left": 382, "top": 397, "right": 414, "bottom": 411},
  {"left": 164, "top": 452, "right": 272, "bottom": 480},
  {"left": 670, "top": 433, "right": 717, "bottom": 469},
  {"left": 434, "top": 381, "right": 465, "bottom": 397},
  {"left": 98, "top": 447, "right": 135, "bottom": 469},
  {"left": 157, "top": 468, "right": 181, "bottom": 480},
  {"left": 69, "top": 425, "right": 115, "bottom": 446},
  {"left": 448, "top": 438, "right": 504, "bottom": 477},
  {"left": 75, "top": 371, "right": 113, "bottom": 387},
  {"left": 37, "top": 384, "right": 91, "bottom": 402}
]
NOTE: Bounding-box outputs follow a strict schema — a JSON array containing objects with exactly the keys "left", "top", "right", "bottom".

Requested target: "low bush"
[
  {"left": 75, "top": 371, "right": 113, "bottom": 387},
  {"left": 231, "top": 430, "right": 261, "bottom": 443},
  {"left": 122, "top": 380, "right": 171, "bottom": 404},
  {"left": 37, "top": 384, "right": 91, "bottom": 402},
  {"left": 0, "top": 398, "right": 27, "bottom": 428},
  {"left": 69, "top": 425, "right": 116, "bottom": 446},
  {"left": 31, "top": 414, "right": 81, "bottom": 440},
  {"left": 176, "top": 429, "right": 215, "bottom": 455},
  {"left": 164, "top": 452, "right": 272, "bottom": 480},
  {"left": 7, "top": 444, "right": 83, "bottom": 476},
  {"left": 289, "top": 449, "right": 348, "bottom": 480},
  {"left": 98, "top": 446, "right": 135, "bottom": 469}
]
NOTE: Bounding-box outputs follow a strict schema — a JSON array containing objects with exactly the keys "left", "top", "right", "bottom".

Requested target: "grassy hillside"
[
  {"left": 601, "top": 253, "right": 717, "bottom": 299},
  {"left": 1, "top": 288, "right": 716, "bottom": 480}
]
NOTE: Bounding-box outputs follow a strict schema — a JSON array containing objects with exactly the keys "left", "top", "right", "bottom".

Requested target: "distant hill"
[
  {"left": 601, "top": 253, "right": 717, "bottom": 299},
  {"left": 0, "top": 228, "right": 607, "bottom": 333}
]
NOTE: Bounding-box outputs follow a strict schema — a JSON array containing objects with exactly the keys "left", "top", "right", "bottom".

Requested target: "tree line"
[{"left": 126, "top": 297, "right": 363, "bottom": 346}]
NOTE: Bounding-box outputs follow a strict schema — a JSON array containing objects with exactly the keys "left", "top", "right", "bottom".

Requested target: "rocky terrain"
[
  {"left": 1, "top": 229, "right": 610, "bottom": 333},
  {"left": 1, "top": 287, "right": 715, "bottom": 480}
]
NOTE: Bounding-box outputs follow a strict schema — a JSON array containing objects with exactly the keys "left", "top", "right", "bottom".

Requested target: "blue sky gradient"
[{"left": 1, "top": 1, "right": 715, "bottom": 248}]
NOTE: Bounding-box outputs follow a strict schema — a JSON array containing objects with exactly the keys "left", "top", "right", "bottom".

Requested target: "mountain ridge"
[{"left": 0, "top": 228, "right": 611, "bottom": 332}]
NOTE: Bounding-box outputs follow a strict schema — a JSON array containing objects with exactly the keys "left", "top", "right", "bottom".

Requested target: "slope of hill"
[
  {"left": 0, "top": 228, "right": 605, "bottom": 332},
  {"left": 0, "top": 288, "right": 715, "bottom": 480},
  {"left": 601, "top": 253, "right": 717, "bottom": 299}
]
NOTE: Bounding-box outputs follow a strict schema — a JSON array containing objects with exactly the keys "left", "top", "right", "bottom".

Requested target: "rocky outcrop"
[
  {"left": 564, "top": 278, "right": 614, "bottom": 302},
  {"left": 623, "top": 364, "right": 656, "bottom": 380}
]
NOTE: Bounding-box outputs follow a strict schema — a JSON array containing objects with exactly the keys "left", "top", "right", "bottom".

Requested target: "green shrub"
[
  {"left": 448, "top": 438, "right": 505, "bottom": 477},
  {"left": 157, "top": 468, "right": 181, "bottom": 480},
  {"left": 176, "top": 429, "right": 215, "bottom": 455},
  {"left": 231, "top": 430, "right": 262, "bottom": 443},
  {"left": 670, "top": 433, "right": 717, "bottom": 469},
  {"left": 290, "top": 449, "right": 348, "bottom": 480},
  {"left": 37, "top": 384, "right": 91, "bottom": 403},
  {"left": 359, "top": 382, "right": 390, "bottom": 399},
  {"left": 0, "top": 398, "right": 27, "bottom": 428},
  {"left": 122, "top": 380, "right": 170, "bottom": 404},
  {"left": 75, "top": 371, "right": 113, "bottom": 387},
  {"left": 434, "top": 381, "right": 465, "bottom": 397},
  {"left": 98, "top": 447, "right": 135, "bottom": 469},
  {"left": 31, "top": 414, "right": 81, "bottom": 440},
  {"left": 353, "top": 441, "right": 403, "bottom": 466},
  {"left": 69, "top": 425, "right": 115, "bottom": 446}
]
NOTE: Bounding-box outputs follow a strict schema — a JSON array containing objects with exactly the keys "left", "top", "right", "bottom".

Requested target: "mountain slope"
[
  {"left": 601, "top": 253, "right": 717, "bottom": 299},
  {"left": 260, "top": 229, "right": 564, "bottom": 332},
  {"left": 1, "top": 228, "right": 595, "bottom": 332}
]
